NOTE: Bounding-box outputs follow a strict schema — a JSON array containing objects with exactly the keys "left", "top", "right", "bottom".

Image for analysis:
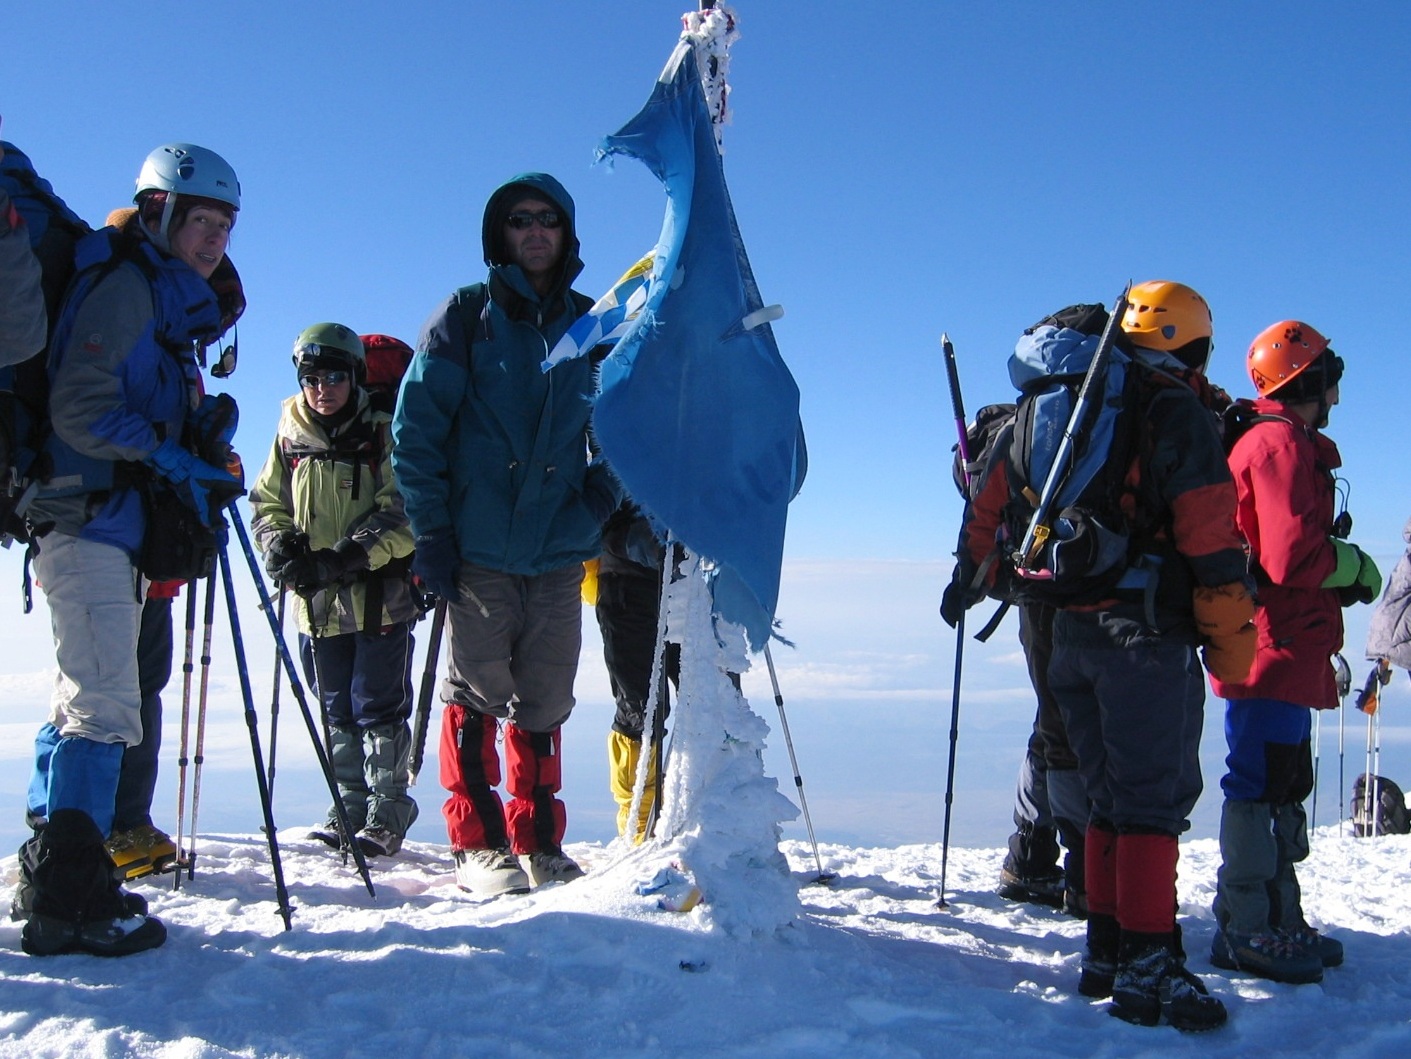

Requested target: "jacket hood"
[
  {"left": 481, "top": 172, "right": 583, "bottom": 297},
  {"left": 278, "top": 388, "right": 377, "bottom": 449}
]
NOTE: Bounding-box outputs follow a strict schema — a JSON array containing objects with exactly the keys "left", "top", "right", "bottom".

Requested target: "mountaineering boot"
[
  {"left": 1110, "top": 931, "right": 1226, "bottom": 1032},
  {"left": 609, "top": 730, "right": 656, "bottom": 842},
  {"left": 1282, "top": 922, "right": 1343, "bottom": 969},
  {"left": 10, "top": 832, "right": 147, "bottom": 922},
  {"left": 20, "top": 809, "right": 166, "bottom": 958},
  {"left": 998, "top": 809, "right": 1065, "bottom": 908},
  {"left": 996, "top": 862, "right": 1065, "bottom": 909},
  {"left": 1210, "top": 928, "right": 1323, "bottom": 984},
  {"left": 355, "top": 826, "right": 403, "bottom": 858},
  {"left": 1212, "top": 798, "right": 1321, "bottom": 982},
  {"left": 358, "top": 722, "right": 418, "bottom": 857},
  {"left": 519, "top": 847, "right": 586, "bottom": 888},
  {"left": 307, "top": 816, "right": 348, "bottom": 850},
  {"left": 1079, "top": 912, "right": 1119, "bottom": 998},
  {"left": 105, "top": 823, "right": 179, "bottom": 881},
  {"left": 1268, "top": 801, "right": 1343, "bottom": 969},
  {"left": 453, "top": 848, "right": 531, "bottom": 896}
]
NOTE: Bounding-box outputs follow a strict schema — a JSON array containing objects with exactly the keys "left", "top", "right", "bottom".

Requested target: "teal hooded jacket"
[{"left": 391, "top": 173, "right": 620, "bottom": 574}]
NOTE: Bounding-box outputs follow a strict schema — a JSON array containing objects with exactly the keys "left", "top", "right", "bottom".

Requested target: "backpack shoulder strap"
[{"left": 453, "top": 282, "right": 489, "bottom": 345}]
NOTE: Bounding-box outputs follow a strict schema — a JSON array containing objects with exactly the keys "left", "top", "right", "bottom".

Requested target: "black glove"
[
  {"left": 265, "top": 529, "right": 309, "bottom": 582},
  {"left": 939, "top": 565, "right": 986, "bottom": 628},
  {"left": 280, "top": 539, "right": 368, "bottom": 596}
]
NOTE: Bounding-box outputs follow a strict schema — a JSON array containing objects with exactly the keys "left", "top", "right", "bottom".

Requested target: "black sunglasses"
[
  {"left": 300, "top": 370, "right": 351, "bottom": 389},
  {"left": 505, "top": 210, "right": 563, "bottom": 231}
]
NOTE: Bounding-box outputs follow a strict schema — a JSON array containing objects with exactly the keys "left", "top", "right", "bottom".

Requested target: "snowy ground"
[{"left": 2, "top": 827, "right": 1408, "bottom": 1058}]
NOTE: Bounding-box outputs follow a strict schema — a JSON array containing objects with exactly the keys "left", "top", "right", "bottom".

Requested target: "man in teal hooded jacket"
[{"left": 393, "top": 173, "right": 619, "bottom": 896}]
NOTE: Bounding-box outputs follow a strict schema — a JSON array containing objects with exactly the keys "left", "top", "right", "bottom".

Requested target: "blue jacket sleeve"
[{"left": 390, "top": 294, "right": 471, "bottom": 538}]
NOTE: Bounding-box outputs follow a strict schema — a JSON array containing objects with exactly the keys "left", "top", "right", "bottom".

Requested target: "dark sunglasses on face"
[
  {"left": 505, "top": 210, "right": 563, "bottom": 231},
  {"left": 300, "top": 370, "right": 350, "bottom": 389}
]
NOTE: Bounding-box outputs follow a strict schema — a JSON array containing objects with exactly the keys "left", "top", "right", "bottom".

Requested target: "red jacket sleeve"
[{"left": 1230, "top": 421, "right": 1337, "bottom": 589}]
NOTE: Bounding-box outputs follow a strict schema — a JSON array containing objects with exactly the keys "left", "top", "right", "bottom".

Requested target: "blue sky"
[
  {"left": 7, "top": 0, "right": 1409, "bottom": 566},
  {"left": 3, "top": 0, "right": 1410, "bottom": 852}
]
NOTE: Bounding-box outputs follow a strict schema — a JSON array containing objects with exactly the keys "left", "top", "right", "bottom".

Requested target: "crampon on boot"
[{"left": 105, "top": 824, "right": 179, "bottom": 881}]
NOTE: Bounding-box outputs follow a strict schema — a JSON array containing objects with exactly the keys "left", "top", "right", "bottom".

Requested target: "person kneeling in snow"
[{"left": 250, "top": 323, "right": 420, "bottom": 857}]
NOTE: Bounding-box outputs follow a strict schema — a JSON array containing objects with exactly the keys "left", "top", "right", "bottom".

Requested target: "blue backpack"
[
  {"left": 998, "top": 303, "right": 1144, "bottom": 607},
  {"left": 0, "top": 142, "right": 92, "bottom": 546}
]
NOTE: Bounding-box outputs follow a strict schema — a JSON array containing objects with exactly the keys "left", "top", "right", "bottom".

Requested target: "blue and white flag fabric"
[
  {"left": 593, "top": 40, "right": 805, "bottom": 651},
  {"left": 543, "top": 252, "right": 654, "bottom": 370}
]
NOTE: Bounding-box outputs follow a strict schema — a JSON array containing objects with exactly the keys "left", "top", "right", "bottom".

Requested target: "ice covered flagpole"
[{"left": 618, "top": 3, "right": 803, "bottom": 934}]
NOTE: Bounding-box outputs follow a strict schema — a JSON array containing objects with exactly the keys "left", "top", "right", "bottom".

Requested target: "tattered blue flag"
[
  {"left": 543, "top": 252, "right": 653, "bottom": 371},
  {"left": 595, "top": 40, "right": 805, "bottom": 651}
]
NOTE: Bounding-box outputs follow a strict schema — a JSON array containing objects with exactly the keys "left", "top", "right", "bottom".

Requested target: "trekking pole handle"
[
  {"left": 941, "top": 333, "right": 972, "bottom": 492},
  {"left": 1356, "top": 657, "right": 1391, "bottom": 714},
  {"left": 1015, "top": 284, "right": 1132, "bottom": 571}
]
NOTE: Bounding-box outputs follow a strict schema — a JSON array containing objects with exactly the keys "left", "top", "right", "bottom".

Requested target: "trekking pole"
[
  {"left": 1316, "top": 654, "right": 1353, "bottom": 840},
  {"left": 217, "top": 539, "right": 295, "bottom": 930},
  {"left": 266, "top": 585, "right": 286, "bottom": 799},
  {"left": 1309, "top": 711, "right": 1321, "bottom": 836},
  {"left": 1355, "top": 658, "right": 1391, "bottom": 834},
  {"left": 1338, "top": 684, "right": 1347, "bottom": 832},
  {"left": 1014, "top": 286, "right": 1132, "bottom": 575},
  {"left": 184, "top": 571, "right": 217, "bottom": 880},
  {"left": 225, "top": 506, "right": 376, "bottom": 897},
  {"left": 937, "top": 332, "right": 971, "bottom": 909},
  {"left": 1372, "top": 708, "right": 1382, "bottom": 828},
  {"left": 763, "top": 643, "right": 833, "bottom": 883},
  {"left": 408, "top": 599, "right": 446, "bottom": 787},
  {"left": 172, "top": 582, "right": 199, "bottom": 890}
]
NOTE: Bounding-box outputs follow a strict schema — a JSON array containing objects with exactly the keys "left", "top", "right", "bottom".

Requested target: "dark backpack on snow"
[{"left": 1352, "top": 773, "right": 1411, "bottom": 837}]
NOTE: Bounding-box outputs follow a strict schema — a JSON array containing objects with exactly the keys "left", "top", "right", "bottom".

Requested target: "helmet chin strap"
[{"left": 148, "top": 191, "right": 179, "bottom": 253}]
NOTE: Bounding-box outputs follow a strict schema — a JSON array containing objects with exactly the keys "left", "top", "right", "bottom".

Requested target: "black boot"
[
  {"left": 20, "top": 809, "right": 166, "bottom": 957},
  {"left": 997, "top": 824, "right": 1064, "bottom": 908},
  {"left": 11, "top": 830, "right": 148, "bottom": 922},
  {"left": 1111, "top": 930, "right": 1226, "bottom": 1031},
  {"left": 1079, "top": 911, "right": 1119, "bottom": 998}
]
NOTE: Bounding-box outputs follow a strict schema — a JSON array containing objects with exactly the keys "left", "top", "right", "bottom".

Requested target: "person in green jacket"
[{"left": 250, "top": 323, "right": 420, "bottom": 856}]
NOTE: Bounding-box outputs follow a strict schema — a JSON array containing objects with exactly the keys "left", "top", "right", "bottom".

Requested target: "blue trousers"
[
  {"left": 1220, "top": 697, "right": 1313, "bottom": 803},
  {"left": 300, "top": 623, "right": 415, "bottom": 729}
]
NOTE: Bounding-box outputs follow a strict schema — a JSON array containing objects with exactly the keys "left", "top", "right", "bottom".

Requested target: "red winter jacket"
[{"left": 1210, "top": 398, "right": 1344, "bottom": 709}]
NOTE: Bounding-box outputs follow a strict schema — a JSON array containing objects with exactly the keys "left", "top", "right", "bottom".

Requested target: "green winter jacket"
[{"left": 249, "top": 390, "right": 417, "bottom": 636}]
